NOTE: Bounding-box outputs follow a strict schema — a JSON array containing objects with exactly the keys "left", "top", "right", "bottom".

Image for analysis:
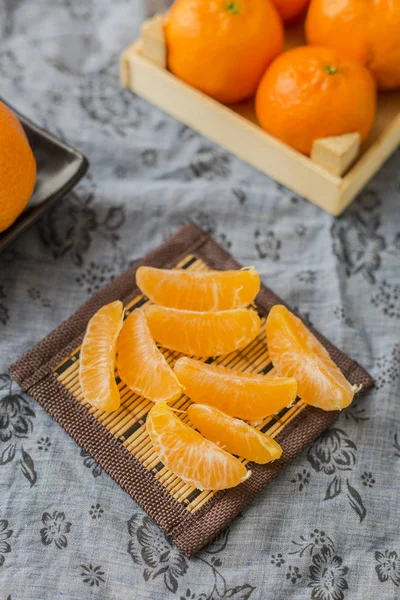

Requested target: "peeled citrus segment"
[
  {"left": 174, "top": 357, "right": 297, "bottom": 420},
  {"left": 145, "top": 306, "right": 260, "bottom": 357},
  {"left": 136, "top": 266, "right": 260, "bottom": 311},
  {"left": 188, "top": 404, "right": 282, "bottom": 464},
  {"left": 146, "top": 403, "right": 250, "bottom": 490},
  {"left": 117, "top": 309, "right": 183, "bottom": 403},
  {"left": 266, "top": 305, "right": 354, "bottom": 411},
  {"left": 80, "top": 301, "right": 124, "bottom": 412}
]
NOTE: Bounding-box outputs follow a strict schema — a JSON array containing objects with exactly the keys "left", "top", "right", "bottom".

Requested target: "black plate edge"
[{"left": 0, "top": 98, "right": 89, "bottom": 252}]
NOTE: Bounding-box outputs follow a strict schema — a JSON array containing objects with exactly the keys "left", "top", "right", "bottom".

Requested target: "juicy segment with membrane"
[
  {"left": 117, "top": 309, "right": 182, "bottom": 403},
  {"left": 266, "top": 305, "right": 354, "bottom": 410},
  {"left": 136, "top": 266, "right": 260, "bottom": 311},
  {"left": 79, "top": 301, "right": 124, "bottom": 412},
  {"left": 145, "top": 305, "right": 261, "bottom": 357},
  {"left": 174, "top": 357, "right": 297, "bottom": 420},
  {"left": 187, "top": 404, "right": 283, "bottom": 464},
  {"left": 146, "top": 403, "right": 251, "bottom": 490}
]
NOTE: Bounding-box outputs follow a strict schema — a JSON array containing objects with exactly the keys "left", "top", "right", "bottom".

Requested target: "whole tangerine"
[
  {"left": 0, "top": 102, "right": 36, "bottom": 232},
  {"left": 164, "top": 0, "right": 284, "bottom": 104},
  {"left": 270, "top": 0, "right": 310, "bottom": 23},
  {"left": 306, "top": 0, "right": 400, "bottom": 90},
  {"left": 255, "top": 46, "right": 377, "bottom": 156}
]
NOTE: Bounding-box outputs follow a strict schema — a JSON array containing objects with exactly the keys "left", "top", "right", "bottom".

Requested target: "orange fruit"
[
  {"left": 266, "top": 305, "right": 354, "bottom": 411},
  {"left": 164, "top": 0, "right": 284, "bottom": 104},
  {"left": 174, "top": 357, "right": 297, "bottom": 420},
  {"left": 255, "top": 46, "right": 376, "bottom": 156},
  {"left": 117, "top": 309, "right": 182, "bottom": 403},
  {"left": 270, "top": 0, "right": 309, "bottom": 23},
  {"left": 145, "top": 306, "right": 260, "bottom": 357},
  {"left": 188, "top": 404, "right": 282, "bottom": 464},
  {"left": 136, "top": 266, "right": 260, "bottom": 311},
  {"left": 0, "top": 101, "right": 36, "bottom": 232},
  {"left": 80, "top": 301, "right": 124, "bottom": 412},
  {"left": 306, "top": 0, "right": 400, "bottom": 90},
  {"left": 146, "top": 403, "right": 250, "bottom": 490}
]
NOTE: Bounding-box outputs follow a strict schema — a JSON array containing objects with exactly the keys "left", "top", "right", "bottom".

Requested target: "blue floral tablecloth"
[{"left": 0, "top": 1, "right": 399, "bottom": 598}]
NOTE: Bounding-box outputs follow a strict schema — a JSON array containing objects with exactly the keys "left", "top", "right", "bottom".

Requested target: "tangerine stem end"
[{"left": 226, "top": 1, "right": 240, "bottom": 14}]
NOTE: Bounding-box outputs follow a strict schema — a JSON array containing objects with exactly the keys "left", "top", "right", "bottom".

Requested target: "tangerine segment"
[
  {"left": 146, "top": 403, "right": 250, "bottom": 490},
  {"left": 117, "top": 309, "right": 182, "bottom": 403},
  {"left": 266, "top": 305, "right": 354, "bottom": 411},
  {"left": 188, "top": 404, "right": 282, "bottom": 464},
  {"left": 80, "top": 301, "right": 124, "bottom": 412},
  {"left": 145, "top": 306, "right": 261, "bottom": 357},
  {"left": 136, "top": 266, "right": 260, "bottom": 311},
  {"left": 174, "top": 357, "right": 297, "bottom": 420}
]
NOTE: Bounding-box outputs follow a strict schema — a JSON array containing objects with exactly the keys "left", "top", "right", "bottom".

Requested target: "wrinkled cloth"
[{"left": 0, "top": 1, "right": 399, "bottom": 599}]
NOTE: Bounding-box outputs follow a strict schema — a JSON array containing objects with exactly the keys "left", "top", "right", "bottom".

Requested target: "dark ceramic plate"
[{"left": 0, "top": 99, "right": 89, "bottom": 253}]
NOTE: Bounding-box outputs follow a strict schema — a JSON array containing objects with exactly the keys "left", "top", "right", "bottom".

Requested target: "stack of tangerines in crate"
[
  {"left": 79, "top": 266, "right": 358, "bottom": 491},
  {"left": 164, "top": 0, "right": 400, "bottom": 157}
]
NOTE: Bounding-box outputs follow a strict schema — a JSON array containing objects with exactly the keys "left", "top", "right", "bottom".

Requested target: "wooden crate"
[{"left": 121, "top": 15, "right": 400, "bottom": 216}]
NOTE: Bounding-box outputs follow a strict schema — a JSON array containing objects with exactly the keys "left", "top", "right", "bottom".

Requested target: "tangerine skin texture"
[
  {"left": 0, "top": 102, "right": 36, "bottom": 232},
  {"left": 306, "top": 0, "right": 400, "bottom": 90},
  {"left": 165, "top": 0, "right": 284, "bottom": 104},
  {"left": 271, "top": 0, "right": 310, "bottom": 23},
  {"left": 255, "top": 46, "right": 376, "bottom": 156}
]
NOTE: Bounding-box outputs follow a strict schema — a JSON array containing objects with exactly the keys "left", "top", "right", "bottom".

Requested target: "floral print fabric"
[{"left": 0, "top": 0, "right": 399, "bottom": 598}]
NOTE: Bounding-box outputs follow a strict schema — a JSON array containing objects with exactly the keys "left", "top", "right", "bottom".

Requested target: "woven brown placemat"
[{"left": 9, "top": 223, "right": 373, "bottom": 556}]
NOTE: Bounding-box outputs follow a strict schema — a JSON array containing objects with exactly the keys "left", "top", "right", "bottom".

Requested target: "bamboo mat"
[
  {"left": 10, "top": 224, "right": 373, "bottom": 556},
  {"left": 54, "top": 253, "right": 307, "bottom": 514}
]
